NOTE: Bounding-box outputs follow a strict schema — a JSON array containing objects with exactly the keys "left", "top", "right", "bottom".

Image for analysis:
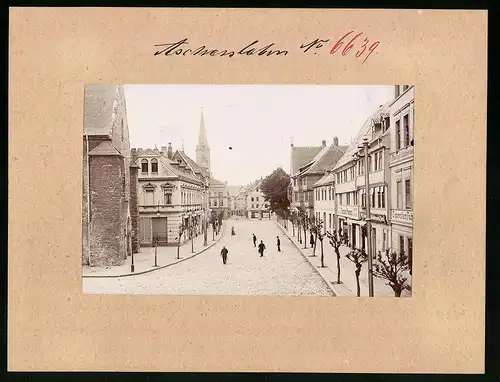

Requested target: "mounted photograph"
[{"left": 82, "top": 84, "right": 415, "bottom": 297}]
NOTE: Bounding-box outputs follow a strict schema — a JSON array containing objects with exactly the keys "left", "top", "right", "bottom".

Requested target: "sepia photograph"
[{"left": 82, "top": 84, "right": 414, "bottom": 297}]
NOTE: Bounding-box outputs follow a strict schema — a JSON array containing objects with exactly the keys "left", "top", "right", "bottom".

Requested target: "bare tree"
[
  {"left": 326, "top": 228, "right": 349, "bottom": 284},
  {"left": 345, "top": 248, "right": 368, "bottom": 297},
  {"left": 373, "top": 249, "right": 411, "bottom": 297}
]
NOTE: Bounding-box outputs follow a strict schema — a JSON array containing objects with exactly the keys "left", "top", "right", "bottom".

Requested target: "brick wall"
[{"left": 89, "top": 155, "right": 126, "bottom": 266}]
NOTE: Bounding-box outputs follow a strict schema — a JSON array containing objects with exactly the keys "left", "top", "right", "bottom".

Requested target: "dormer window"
[
  {"left": 151, "top": 158, "right": 158, "bottom": 174},
  {"left": 141, "top": 159, "right": 148, "bottom": 174}
]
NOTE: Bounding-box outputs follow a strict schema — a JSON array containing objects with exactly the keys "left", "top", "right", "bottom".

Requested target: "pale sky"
[{"left": 125, "top": 85, "right": 394, "bottom": 186}]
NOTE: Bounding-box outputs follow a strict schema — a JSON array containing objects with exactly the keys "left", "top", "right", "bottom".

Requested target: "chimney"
[
  {"left": 322, "top": 140, "right": 326, "bottom": 147},
  {"left": 333, "top": 137, "right": 339, "bottom": 146},
  {"left": 167, "top": 142, "right": 173, "bottom": 159},
  {"left": 160, "top": 145, "right": 167, "bottom": 155}
]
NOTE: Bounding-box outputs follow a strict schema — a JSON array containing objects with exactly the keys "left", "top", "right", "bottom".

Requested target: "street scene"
[{"left": 82, "top": 84, "right": 414, "bottom": 297}]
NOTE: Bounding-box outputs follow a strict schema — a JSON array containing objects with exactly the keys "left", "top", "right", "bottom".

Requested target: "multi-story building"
[
  {"left": 234, "top": 185, "right": 251, "bottom": 217},
  {"left": 291, "top": 138, "right": 347, "bottom": 219},
  {"left": 82, "top": 84, "right": 138, "bottom": 267},
  {"left": 312, "top": 171, "right": 336, "bottom": 234},
  {"left": 135, "top": 143, "right": 205, "bottom": 247},
  {"left": 209, "top": 179, "right": 230, "bottom": 219},
  {"left": 333, "top": 103, "right": 392, "bottom": 253},
  {"left": 246, "top": 180, "right": 271, "bottom": 219},
  {"left": 389, "top": 85, "right": 414, "bottom": 272}
]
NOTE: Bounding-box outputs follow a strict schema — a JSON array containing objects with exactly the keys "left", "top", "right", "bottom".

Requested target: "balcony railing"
[{"left": 390, "top": 145, "right": 414, "bottom": 164}]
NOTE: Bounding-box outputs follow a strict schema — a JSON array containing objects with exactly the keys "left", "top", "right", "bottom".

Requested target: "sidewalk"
[
  {"left": 277, "top": 222, "right": 412, "bottom": 297},
  {"left": 83, "top": 225, "right": 225, "bottom": 278}
]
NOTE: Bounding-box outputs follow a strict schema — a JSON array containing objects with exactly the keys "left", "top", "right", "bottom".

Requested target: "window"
[
  {"left": 381, "top": 188, "right": 386, "bottom": 208},
  {"left": 251, "top": 197, "right": 254, "bottom": 202},
  {"left": 214, "top": 200, "right": 217, "bottom": 207},
  {"left": 399, "top": 235, "right": 405, "bottom": 254},
  {"left": 405, "top": 178, "right": 412, "bottom": 209},
  {"left": 395, "top": 120, "right": 401, "bottom": 150},
  {"left": 354, "top": 192, "right": 358, "bottom": 206},
  {"left": 329, "top": 214, "right": 332, "bottom": 229},
  {"left": 350, "top": 167, "right": 355, "bottom": 180},
  {"left": 164, "top": 192, "right": 172, "bottom": 205},
  {"left": 377, "top": 189, "right": 381, "bottom": 208},
  {"left": 384, "top": 116, "right": 390, "bottom": 132},
  {"left": 346, "top": 192, "right": 350, "bottom": 205},
  {"left": 141, "top": 159, "right": 149, "bottom": 174},
  {"left": 403, "top": 85, "right": 409, "bottom": 91},
  {"left": 361, "top": 192, "right": 366, "bottom": 208},
  {"left": 256, "top": 197, "right": 259, "bottom": 202},
  {"left": 150, "top": 158, "right": 158, "bottom": 173},
  {"left": 383, "top": 231, "right": 387, "bottom": 251},
  {"left": 403, "top": 114, "right": 410, "bottom": 147},
  {"left": 145, "top": 190, "right": 154, "bottom": 205},
  {"left": 371, "top": 189, "right": 375, "bottom": 208},
  {"left": 368, "top": 155, "right": 373, "bottom": 173},
  {"left": 396, "top": 181, "right": 402, "bottom": 209}
]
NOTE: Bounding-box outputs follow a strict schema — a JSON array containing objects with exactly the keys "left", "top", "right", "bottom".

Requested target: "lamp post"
[
  {"left": 361, "top": 137, "right": 374, "bottom": 297},
  {"left": 154, "top": 202, "right": 161, "bottom": 267}
]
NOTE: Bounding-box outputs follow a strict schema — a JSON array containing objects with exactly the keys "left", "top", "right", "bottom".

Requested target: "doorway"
[{"left": 152, "top": 217, "right": 168, "bottom": 245}]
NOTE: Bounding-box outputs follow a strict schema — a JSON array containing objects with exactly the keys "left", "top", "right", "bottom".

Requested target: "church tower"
[{"left": 196, "top": 107, "right": 211, "bottom": 173}]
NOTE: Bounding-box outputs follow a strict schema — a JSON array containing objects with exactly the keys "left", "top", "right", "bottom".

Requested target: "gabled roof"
[
  {"left": 299, "top": 144, "right": 348, "bottom": 176},
  {"left": 88, "top": 140, "right": 122, "bottom": 156},
  {"left": 313, "top": 172, "right": 335, "bottom": 188},
  {"left": 290, "top": 146, "right": 323, "bottom": 175},
  {"left": 175, "top": 150, "right": 210, "bottom": 178},
  {"left": 334, "top": 103, "right": 391, "bottom": 171},
  {"left": 210, "top": 178, "right": 227, "bottom": 186},
  {"left": 84, "top": 84, "right": 120, "bottom": 137}
]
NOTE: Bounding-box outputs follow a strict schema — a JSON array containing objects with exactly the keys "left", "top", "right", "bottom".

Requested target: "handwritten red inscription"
[{"left": 330, "top": 31, "right": 380, "bottom": 63}]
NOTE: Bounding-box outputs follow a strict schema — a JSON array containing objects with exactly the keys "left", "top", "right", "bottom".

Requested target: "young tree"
[
  {"left": 345, "top": 248, "right": 368, "bottom": 297},
  {"left": 260, "top": 167, "right": 291, "bottom": 216},
  {"left": 290, "top": 210, "right": 296, "bottom": 237},
  {"left": 326, "top": 228, "right": 349, "bottom": 284},
  {"left": 176, "top": 222, "right": 186, "bottom": 260},
  {"left": 297, "top": 209, "right": 309, "bottom": 249},
  {"left": 309, "top": 217, "right": 323, "bottom": 257},
  {"left": 373, "top": 249, "right": 411, "bottom": 297}
]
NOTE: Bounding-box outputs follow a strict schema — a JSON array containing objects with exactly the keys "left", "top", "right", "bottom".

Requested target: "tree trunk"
[
  {"left": 394, "top": 287, "right": 402, "bottom": 297},
  {"left": 312, "top": 232, "right": 318, "bottom": 256},
  {"left": 177, "top": 236, "right": 181, "bottom": 259},
  {"left": 355, "top": 273, "right": 361, "bottom": 297},
  {"left": 304, "top": 228, "right": 307, "bottom": 249},
  {"left": 292, "top": 222, "right": 295, "bottom": 237},
  {"left": 320, "top": 240, "right": 325, "bottom": 267},
  {"left": 191, "top": 230, "right": 194, "bottom": 253},
  {"left": 335, "top": 248, "right": 341, "bottom": 284}
]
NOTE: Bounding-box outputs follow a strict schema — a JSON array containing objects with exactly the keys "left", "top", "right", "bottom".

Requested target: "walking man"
[
  {"left": 253, "top": 233, "right": 257, "bottom": 247},
  {"left": 310, "top": 233, "right": 315, "bottom": 248},
  {"left": 221, "top": 246, "right": 228, "bottom": 265},
  {"left": 276, "top": 236, "right": 281, "bottom": 252},
  {"left": 258, "top": 240, "right": 266, "bottom": 257}
]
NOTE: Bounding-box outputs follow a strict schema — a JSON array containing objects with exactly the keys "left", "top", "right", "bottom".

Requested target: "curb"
[
  {"left": 83, "top": 227, "right": 226, "bottom": 279},
  {"left": 276, "top": 222, "right": 337, "bottom": 297}
]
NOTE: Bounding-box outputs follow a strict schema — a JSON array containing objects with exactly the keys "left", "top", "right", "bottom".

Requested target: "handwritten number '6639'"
[{"left": 330, "top": 31, "right": 379, "bottom": 63}]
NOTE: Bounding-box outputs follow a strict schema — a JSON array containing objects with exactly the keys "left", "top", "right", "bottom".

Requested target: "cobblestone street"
[{"left": 83, "top": 219, "right": 334, "bottom": 296}]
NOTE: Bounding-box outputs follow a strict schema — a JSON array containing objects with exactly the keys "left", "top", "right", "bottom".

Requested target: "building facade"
[
  {"left": 312, "top": 172, "right": 336, "bottom": 234},
  {"left": 333, "top": 104, "right": 392, "bottom": 253},
  {"left": 82, "top": 84, "right": 138, "bottom": 267},
  {"left": 246, "top": 180, "right": 271, "bottom": 219},
  {"left": 389, "top": 85, "right": 415, "bottom": 272},
  {"left": 291, "top": 138, "right": 347, "bottom": 219},
  {"left": 209, "top": 179, "right": 230, "bottom": 219},
  {"left": 135, "top": 144, "right": 205, "bottom": 247}
]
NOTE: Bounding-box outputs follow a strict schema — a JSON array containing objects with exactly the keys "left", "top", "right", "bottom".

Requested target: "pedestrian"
[
  {"left": 221, "top": 245, "right": 228, "bottom": 265},
  {"left": 258, "top": 240, "right": 266, "bottom": 257},
  {"left": 253, "top": 233, "right": 257, "bottom": 247},
  {"left": 276, "top": 236, "right": 281, "bottom": 252},
  {"left": 310, "top": 233, "right": 315, "bottom": 248}
]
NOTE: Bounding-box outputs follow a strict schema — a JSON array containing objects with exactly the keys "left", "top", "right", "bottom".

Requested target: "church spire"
[
  {"left": 196, "top": 107, "right": 211, "bottom": 172},
  {"left": 198, "top": 107, "right": 209, "bottom": 147}
]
